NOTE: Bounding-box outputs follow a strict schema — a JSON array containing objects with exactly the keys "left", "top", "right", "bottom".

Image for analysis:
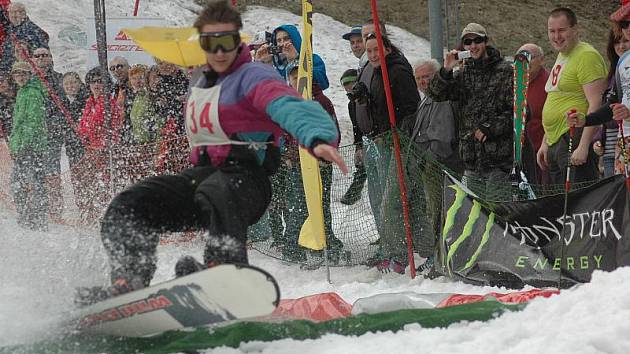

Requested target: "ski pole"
[{"left": 559, "top": 109, "right": 576, "bottom": 289}]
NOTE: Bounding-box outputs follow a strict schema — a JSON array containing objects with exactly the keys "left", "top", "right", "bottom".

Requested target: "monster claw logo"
[{"left": 440, "top": 176, "right": 625, "bottom": 285}]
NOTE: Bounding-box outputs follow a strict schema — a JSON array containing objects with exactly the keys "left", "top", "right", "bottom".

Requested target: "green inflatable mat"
[{"left": 4, "top": 301, "right": 525, "bottom": 354}]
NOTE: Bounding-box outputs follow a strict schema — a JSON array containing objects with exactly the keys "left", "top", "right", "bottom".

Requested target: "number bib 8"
[{"left": 545, "top": 56, "right": 568, "bottom": 93}]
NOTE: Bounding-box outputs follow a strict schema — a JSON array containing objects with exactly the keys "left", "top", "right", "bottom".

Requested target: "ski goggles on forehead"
[{"left": 199, "top": 31, "right": 241, "bottom": 53}]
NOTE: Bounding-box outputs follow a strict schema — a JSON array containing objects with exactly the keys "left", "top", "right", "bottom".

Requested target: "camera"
[
  {"left": 269, "top": 45, "right": 282, "bottom": 56},
  {"left": 347, "top": 81, "right": 369, "bottom": 103},
  {"left": 456, "top": 50, "right": 471, "bottom": 60}
]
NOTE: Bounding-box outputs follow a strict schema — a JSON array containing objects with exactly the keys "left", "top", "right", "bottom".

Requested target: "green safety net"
[{"left": 249, "top": 130, "right": 598, "bottom": 267}]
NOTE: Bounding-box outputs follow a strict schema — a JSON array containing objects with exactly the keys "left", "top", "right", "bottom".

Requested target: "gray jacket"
[{"left": 408, "top": 95, "right": 458, "bottom": 164}]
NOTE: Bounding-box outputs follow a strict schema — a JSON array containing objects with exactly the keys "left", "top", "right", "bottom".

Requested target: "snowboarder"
[{"left": 77, "top": 0, "right": 347, "bottom": 305}]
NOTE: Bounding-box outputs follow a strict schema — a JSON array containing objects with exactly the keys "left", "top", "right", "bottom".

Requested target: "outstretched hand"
[{"left": 313, "top": 144, "right": 349, "bottom": 175}]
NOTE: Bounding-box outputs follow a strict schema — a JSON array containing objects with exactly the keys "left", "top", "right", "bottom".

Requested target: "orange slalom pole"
[{"left": 369, "top": 0, "right": 416, "bottom": 278}]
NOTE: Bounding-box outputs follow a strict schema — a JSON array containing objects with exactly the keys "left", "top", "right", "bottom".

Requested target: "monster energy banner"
[{"left": 436, "top": 174, "right": 630, "bottom": 288}]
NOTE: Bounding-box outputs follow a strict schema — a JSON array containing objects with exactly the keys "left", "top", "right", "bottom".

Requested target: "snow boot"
[{"left": 416, "top": 256, "right": 434, "bottom": 277}]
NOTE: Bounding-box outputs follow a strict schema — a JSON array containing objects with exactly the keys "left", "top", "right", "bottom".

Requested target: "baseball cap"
[
  {"left": 340, "top": 68, "right": 358, "bottom": 85},
  {"left": 460, "top": 23, "right": 487, "bottom": 39},
  {"left": 342, "top": 25, "right": 362, "bottom": 41}
]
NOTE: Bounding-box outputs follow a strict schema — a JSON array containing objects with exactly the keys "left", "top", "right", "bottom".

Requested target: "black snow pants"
[{"left": 100, "top": 160, "right": 272, "bottom": 285}]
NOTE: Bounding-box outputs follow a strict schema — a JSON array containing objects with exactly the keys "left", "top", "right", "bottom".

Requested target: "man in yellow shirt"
[{"left": 537, "top": 7, "right": 607, "bottom": 184}]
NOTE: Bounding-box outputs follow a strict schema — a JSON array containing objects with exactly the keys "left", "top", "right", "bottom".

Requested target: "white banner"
[{"left": 85, "top": 16, "right": 166, "bottom": 69}]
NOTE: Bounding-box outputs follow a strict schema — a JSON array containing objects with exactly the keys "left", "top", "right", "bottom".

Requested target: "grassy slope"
[{"left": 229, "top": 0, "right": 619, "bottom": 67}]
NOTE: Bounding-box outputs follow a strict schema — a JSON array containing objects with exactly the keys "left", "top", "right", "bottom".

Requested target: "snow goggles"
[{"left": 199, "top": 31, "right": 241, "bottom": 53}]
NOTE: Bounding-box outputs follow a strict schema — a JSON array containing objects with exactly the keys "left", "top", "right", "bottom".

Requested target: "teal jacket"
[{"left": 9, "top": 78, "right": 48, "bottom": 154}]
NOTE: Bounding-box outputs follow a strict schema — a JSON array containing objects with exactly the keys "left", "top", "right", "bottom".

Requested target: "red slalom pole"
[
  {"left": 369, "top": 0, "right": 416, "bottom": 278},
  {"left": 133, "top": 0, "right": 140, "bottom": 16}
]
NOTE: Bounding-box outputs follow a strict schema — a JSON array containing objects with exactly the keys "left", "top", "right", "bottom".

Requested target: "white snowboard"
[{"left": 73, "top": 264, "right": 280, "bottom": 337}]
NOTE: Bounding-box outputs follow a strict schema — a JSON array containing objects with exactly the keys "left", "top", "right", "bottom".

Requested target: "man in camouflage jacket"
[{"left": 426, "top": 23, "right": 513, "bottom": 200}]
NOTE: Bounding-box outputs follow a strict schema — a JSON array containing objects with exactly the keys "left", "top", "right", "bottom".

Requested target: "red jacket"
[
  {"left": 525, "top": 68, "right": 549, "bottom": 152},
  {"left": 80, "top": 94, "right": 122, "bottom": 150}
]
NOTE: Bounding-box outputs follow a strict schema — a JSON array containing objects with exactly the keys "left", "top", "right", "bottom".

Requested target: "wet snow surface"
[{"left": 1, "top": 1, "right": 629, "bottom": 353}]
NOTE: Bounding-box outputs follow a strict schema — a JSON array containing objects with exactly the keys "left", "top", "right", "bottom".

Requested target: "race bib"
[
  {"left": 545, "top": 56, "right": 569, "bottom": 93},
  {"left": 185, "top": 86, "right": 231, "bottom": 147}
]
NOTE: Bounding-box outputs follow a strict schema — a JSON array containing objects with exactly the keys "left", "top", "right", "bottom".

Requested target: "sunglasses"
[
  {"left": 199, "top": 31, "right": 241, "bottom": 53},
  {"left": 89, "top": 78, "right": 103, "bottom": 84},
  {"left": 33, "top": 53, "right": 50, "bottom": 58},
  {"left": 621, "top": 21, "right": 630, "bottom": 30},
  {"left": 463, "top": 36, "right": 486, "bottom": 46},
  {"left": 109, "top": 63, "right": 125, "bottom": 72}
]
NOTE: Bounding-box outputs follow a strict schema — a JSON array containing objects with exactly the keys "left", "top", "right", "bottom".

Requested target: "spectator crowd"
[{"left": 2, "top": 0, "right": 630, "bottom": 277}]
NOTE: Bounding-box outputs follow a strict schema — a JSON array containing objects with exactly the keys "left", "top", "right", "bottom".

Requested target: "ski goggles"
[{"left": 199, "top": 31, "right": 241, "bottom": 53}]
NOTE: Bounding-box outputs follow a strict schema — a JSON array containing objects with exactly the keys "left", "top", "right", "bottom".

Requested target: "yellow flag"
[{"left": 296, "top": 0, "right": 326, "bottom": 250}]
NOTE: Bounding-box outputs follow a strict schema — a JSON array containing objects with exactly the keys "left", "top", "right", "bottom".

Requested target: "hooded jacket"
[
  {"left": 272, "top": 24, "right": 329, "bottom": 90},
  {"left": 355, "top": 50, "right": 420, "bottom": 137},
  {"left": 186, "top": 43, "right": 338, "bottom": 174},
  {"left": 9, "top": 78, "right": 48, "bottom": 154},
  {"left": 427, "top": 46, "right": 513, "bottom": 171}
]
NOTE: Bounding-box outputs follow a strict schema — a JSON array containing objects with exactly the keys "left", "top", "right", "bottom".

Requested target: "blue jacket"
[{"left": 273, "top": 24, "right": 329, "bottom": 90}]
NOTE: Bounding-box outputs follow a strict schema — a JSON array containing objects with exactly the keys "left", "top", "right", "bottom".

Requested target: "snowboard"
[{"left": 73, "top": 264, "right": 280, "bottom": 338}]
